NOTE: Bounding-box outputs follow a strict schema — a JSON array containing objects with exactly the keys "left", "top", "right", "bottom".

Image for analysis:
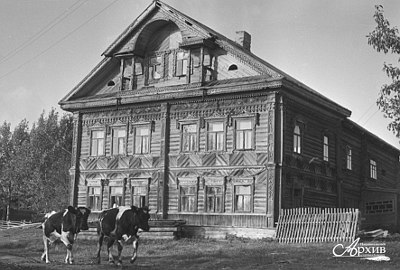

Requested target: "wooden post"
[{"left": 70, "top": 112, "right": 82, "bottom": 206}]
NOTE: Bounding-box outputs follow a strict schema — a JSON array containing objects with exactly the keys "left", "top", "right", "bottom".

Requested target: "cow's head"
[
  {"left": 67, "top": 206, "right": 91, "bottom": 233},
  {"left": 131, "top": 205, "right": 151, "bottom": 232},
  {"left": 77, "top": 207, "right": 91, "bottom": 231}
]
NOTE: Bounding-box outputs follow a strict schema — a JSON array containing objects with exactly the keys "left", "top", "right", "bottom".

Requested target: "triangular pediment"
[{"left": 59, "top": 1, "right": 283, "bottom": 111}]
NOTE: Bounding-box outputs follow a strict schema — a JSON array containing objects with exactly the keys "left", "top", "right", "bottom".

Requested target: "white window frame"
[
  {"left": 206, "top": 120, "right": 226, "bottom": 152},
  {"left": 90, "top": 129, "right": 106, "bottom": 156},
  {"left": 370, "top": 159, "right": 377, "bottom": 180},
  {"left": 346, "top": 146, "right": 352, "bottom": 170},
  {"left": 132, "top": 124, "right": 151, "bottom": 155},
  {"left": 234, "top": 118, "right": 255, "bottom": 151},
  {"left": 111, "top": 126, "right": 127, "bottom": 156},
  {"left": 293, "top": 124, "right": 302, "bottom": 154},
  {"left": 323, "top": 135, "right": 329, "bottom": 162}
]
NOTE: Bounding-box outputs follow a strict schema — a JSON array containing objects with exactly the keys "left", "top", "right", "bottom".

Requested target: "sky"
[{"left": 1, "top": 0, "right": 400, "bottom": 147}]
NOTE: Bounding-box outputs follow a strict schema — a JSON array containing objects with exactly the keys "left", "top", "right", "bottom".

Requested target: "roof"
[{"left": 59, "top": 0, "right": 351, "bottom": 118}]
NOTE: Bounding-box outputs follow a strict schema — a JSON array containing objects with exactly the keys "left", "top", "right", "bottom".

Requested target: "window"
[
  {"left": 121, "top": 58, "right": 133, "bottom": 90},
  {"left": 234, "top": 185, "right": 252, "bottom": 212},
  {"left": 135, "top": 59, "right": 143, "bottom": 75},
  {"left": 366, "top": 200, "right": 393, "bottom": 214},
  {"left": 207, "top": 121, "right": 224, "bottom": 151},
  {"left": 293, "top": 124, "right": 302, "bottom": 154},
  {"left": 180, "top": 186, "right": 197, "bottom": 212},
  {"left": 182, "top": 123, "right": 198, "bottom": 152},
  {"left": 235, "top": 119, "right": 253, "bottom": 150},
  {"left": 149, "top": 55, "right": 163, "bottom": 80},
  {"left": 370, "top": 159, "right": 377, "bottom": 179},
  {"left": 112, "top": 128, "right": 126, "bottom": 155},
  {"left": 206, "top": 186, "right": 223, "bottom": 212},
  {"left": 346, "top": 147, "right": 352, "bottom": 170},
  {"left": 175, "top": 51, "right": 189, "bottom": 76},
  {"left": 88, "top": 187, "right": 101, "bottom": 211},
  {"left": 110, "top": 186, "right": 123, "bottom": 207},
  {"left": 323, "top": 135, "right": 329, "bottom": 161},
  {"left": 90, "top": 130, "right": 105, "bottom": 156},
  {"left": 134, "top": 126, "right": 150, "bottom": 154},
  {"left": 132, "top": 186, "right": 147, "bottom": 208}
]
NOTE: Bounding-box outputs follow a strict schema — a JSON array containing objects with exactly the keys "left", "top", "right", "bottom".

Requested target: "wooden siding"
[{"left": 168, "top": 213, "right": 272, "bottom": 228}]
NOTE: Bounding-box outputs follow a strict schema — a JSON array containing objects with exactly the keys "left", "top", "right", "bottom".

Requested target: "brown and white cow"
[
  {"left": 96, "top": 205, "right": 150, "bottom": 266},
  {"left": 41, "top": 206, "right": 91, "bottom": 264}
]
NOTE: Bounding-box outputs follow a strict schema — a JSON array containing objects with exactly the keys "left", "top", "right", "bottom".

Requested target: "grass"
[{"left": 1, "top": 227, "right": 400, "bottom": 269}]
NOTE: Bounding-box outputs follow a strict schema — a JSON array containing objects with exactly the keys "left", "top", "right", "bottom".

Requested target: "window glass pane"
[
  {"left": 237, "top": 120, "right": 252, "bottom": 130},
  {"left": 91, "top": 139, "right": 98, "bottom": 156},
  {"left": 97, "top": 139, "right": 104, "bottom": 155},
  {"left": 136, "top": 126, "right": 149, "bottom": 136},
  {"left": 208, "top": 122, "right": 223, "bottom": 132},
  {"left": 236, "top": 131, "right": 244, "bottom": 149},
  {"left": 183, "top": 124, "right": 197, "bottom": 133},
  {"left": 135, "top": 126, "right": 150, "bottom": 154},
  {"left": 235, "top": 185, "right": 251, "bottom": 194},
  {"left": 244, "top": 130, "right": 252, "bottom": 149}
]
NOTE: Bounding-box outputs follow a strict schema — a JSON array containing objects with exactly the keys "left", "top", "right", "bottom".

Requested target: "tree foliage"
[
  {"left": 0, "top": 109, "right": 73, "bottom": 219},
  {"left": 367, "top": 5, "right": 400, "bottom": 137}
]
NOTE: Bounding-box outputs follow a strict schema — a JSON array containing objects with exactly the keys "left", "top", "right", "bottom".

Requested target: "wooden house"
[{"left": 59, "top": 1, "right": 400, "bottom": 236}]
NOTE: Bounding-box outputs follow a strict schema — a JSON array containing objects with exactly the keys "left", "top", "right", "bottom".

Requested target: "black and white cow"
[
  {"left": 96, "top": 205, "right": 150, "bottom": 266},
  {"left": 41, "top": 206, "right": 91, "bottom": 264}
]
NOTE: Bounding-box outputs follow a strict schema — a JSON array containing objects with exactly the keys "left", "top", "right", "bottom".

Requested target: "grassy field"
[{"left": 1, "top": 226, "right": 400, "bottom": 269}]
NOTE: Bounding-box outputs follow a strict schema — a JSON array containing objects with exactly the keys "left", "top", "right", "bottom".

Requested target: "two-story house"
[{"left": 59, "top": 1, "right": 400, "bottom": 237}]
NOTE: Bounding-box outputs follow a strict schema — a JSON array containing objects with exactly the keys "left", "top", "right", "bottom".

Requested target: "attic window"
[
  {"left": 185, "top": 20, "right": 193, "bottom": 26},
  {"left": 175, "top": 51, "right": 189, "bottom": 77},
  {"left": 107, "top": 81, "right": 115, "bottom": 86},
  {"left": 228, "top": 64, "right": 238, "bottom": 71}
]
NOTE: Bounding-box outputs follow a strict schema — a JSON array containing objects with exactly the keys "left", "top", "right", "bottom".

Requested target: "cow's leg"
[
  {"left": 41, "top": 235, "right": 50, "bottom": 263},
  {"left": 60, "top": 231, "right": 74, "bottom": 264},
  {"left": 116, "top": 240, "right": 123, "bottom": 266},
  {"left": 107, "top": 238, "right": 116, "bottom": 264},
  {"left": 96, "top": 233, "right": 104, "bottom": 264},
  {"left": 130, "top": 236, "right": 139, "bottom": 264}
]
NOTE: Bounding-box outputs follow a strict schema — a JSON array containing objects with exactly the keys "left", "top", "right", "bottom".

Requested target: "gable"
[{"left": 59, "top": 1, "right": 284, "bottom": 110}]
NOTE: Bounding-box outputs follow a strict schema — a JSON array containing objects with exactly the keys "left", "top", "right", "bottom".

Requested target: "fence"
[
  {"left": 0, "top": 220, "right": 40, "bottom": 230},
  {"left": 276, "top": 208, "right": 359, "bottom": 243}
]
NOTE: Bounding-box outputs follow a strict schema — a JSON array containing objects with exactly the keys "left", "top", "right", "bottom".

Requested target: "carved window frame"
[
  {"left": 131, "top": 122, "right": 152, "bottom": 155},
  {"left": 204, "top": 177, "right": 226, "bottom": 213},
  {"left": 130, "top": 178, "right": 150, "bottom": 208},
  {"left": 86, "top": 179, "right": 104, "bottom": 211},
  {"left": 179, "top": 120, "right": 200, "bottom": 153},
  {"left": 233, "top": 116, "right": 257, "bottom": 151},
  {"left": 205, "top": 119, "right": 226, "bottom": 152},
  {"left": 108, "top": 178, "right": 127, "bottom": 208},
  {"left": 178, "top": 177, "right": 199, "bottom": 213},
  {"left": 174, "top": 49, "right": 189, "bottom": 77},
  {"left": 89, "top": 128, "right": 106, "bottom": 157},
  {"left": 120, "top": 56, "right": 134, "bottom": 91},
  {"left": 111, "top": 125, "right": 128, "bottom": 156},
  {"left": 147, "top": 52, "right": 165, "bottom": 84},
  {"left": 231, "top": 177, "right": 255, "bottom": 213}
]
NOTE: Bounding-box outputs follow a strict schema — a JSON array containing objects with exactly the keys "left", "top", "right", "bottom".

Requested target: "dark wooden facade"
[{"left": 60, "top": 1, "right": 400, "bottom": 233}]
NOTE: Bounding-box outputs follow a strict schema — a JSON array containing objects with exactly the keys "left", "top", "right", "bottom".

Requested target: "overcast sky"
[{"left": 1, "top": 0, "right": 400, "bottom": 147}]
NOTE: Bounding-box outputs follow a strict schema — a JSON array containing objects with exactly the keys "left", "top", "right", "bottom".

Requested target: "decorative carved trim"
[{"left": 216, "top": 40, "right": 281, "bottom": 79}]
